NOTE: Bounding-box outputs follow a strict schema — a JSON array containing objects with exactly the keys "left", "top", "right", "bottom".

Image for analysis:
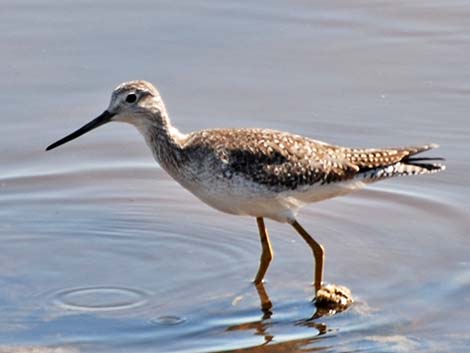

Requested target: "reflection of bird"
[{"left": 46, "top": 80, "right": 445, "bottom": 295}]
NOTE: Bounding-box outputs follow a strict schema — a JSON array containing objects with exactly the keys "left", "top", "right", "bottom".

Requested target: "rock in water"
[{"left": 314, "top": 284, "right": 353, "bottom": 316}]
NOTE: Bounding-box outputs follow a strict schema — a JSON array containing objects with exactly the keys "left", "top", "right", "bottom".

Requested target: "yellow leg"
[
  {"left": 291, "top": 220, "right": 325, "bottom": 292},
  {"left": 253, "top": 217, "right": 274, "bottom": 285},
  {"left": 255, "top": 282, "right": 273, "bottom": 313}
]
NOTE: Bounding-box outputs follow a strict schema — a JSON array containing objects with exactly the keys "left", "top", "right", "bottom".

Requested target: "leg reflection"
[
  {"left": 226, "top": 283, "right": 274, "bottom": 345},
  {"left": 226, "top": 284, "right": 330, "bottom": 349},
  {"left": 255, "top": 282, "right": 272, "bottom": 319}
]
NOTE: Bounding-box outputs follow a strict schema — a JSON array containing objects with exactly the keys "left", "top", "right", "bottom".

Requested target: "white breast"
[{"left": 173, "top": 170, "right": 367, "bottom": 223}]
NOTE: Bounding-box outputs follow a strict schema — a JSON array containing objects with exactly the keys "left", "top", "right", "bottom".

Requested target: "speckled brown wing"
[{"left": 183, "top": 128, "right": 360, "bottom": 191}]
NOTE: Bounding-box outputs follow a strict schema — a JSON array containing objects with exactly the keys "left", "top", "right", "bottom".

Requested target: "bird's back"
[{"left": 180, "top": 128, "right": 444, "bottom": 193}]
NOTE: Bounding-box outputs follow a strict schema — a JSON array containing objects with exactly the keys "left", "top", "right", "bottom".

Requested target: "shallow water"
[{"left": 1, "top": 1, "right": 470, "bottom": 352}]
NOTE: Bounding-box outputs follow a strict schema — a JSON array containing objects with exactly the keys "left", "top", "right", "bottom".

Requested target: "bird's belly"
[
  {"left": 292, "top": 179, "right": 367, "bottom": 203},
  {"left": 176, "top": 176, "right": 292, "bottom": 222},
  {"left": 174, "top": 172, "right": 366, "bottom": 223}
]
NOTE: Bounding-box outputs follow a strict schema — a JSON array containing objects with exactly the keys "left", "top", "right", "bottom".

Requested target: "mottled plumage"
[
  {"left": 182, "top": 128, "right": 443, "bottom": 193},
  {"left": 46, "top": 80, "right": 445, "bottom": 222},
  {"left": 46, "top": 80, "right": 446, "bottom": 296}
]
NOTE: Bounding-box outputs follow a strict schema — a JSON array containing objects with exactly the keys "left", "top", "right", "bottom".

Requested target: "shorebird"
[{"left": 46, "top": 80, "right": 445, "bottom": 295}]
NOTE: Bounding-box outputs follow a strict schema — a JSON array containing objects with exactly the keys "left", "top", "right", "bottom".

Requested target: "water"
[{"left": 1, "top": 1, "right": 469, "bottom": 352}]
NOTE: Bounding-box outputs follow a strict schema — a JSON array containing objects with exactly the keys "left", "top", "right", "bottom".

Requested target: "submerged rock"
[{"left": 314, "top": 284, "right": 353, "bottom": 317}]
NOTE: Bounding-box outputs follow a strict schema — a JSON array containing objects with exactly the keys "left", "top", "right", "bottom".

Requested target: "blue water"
[{"left": 1, "top": 1, "right": 469, "bottom": 352}]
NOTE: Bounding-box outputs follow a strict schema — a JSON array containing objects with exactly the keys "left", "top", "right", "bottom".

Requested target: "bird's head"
[{"left": 46, "top": 80, "right": 166, "bottom": 151}]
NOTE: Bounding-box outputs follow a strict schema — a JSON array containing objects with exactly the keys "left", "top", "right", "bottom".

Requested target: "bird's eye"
[{"left": 125, "top": 94, "right": 137, "bottom": 103}]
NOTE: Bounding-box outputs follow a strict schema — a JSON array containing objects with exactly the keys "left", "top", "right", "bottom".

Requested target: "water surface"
[{"left": 1, "top": 1, "right": 469, "bottom": 352}]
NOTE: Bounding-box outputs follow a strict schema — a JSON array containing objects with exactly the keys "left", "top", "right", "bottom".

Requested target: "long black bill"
[{"left": 46, "top": 110, "right": 115, "bottom": 151}]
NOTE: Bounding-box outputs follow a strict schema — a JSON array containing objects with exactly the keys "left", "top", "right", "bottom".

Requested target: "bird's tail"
[{"left": 355, "top": 144, "right": 446, "bottom": 181}]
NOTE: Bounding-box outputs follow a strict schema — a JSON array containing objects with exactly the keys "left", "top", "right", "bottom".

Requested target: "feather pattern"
[{"left": 180, "top": 129, "right": 444, "bottom": 191}]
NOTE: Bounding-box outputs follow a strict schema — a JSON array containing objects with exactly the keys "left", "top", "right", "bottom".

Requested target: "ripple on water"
[
  {"left": 150, "top": 315, "right": 187, "bottom": 326},
  {"left": 52, "top": 286, "right": 150, "bottom": 312}
]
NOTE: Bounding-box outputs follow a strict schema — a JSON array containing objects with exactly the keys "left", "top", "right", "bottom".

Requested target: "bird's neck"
[{"left": 135, "top": 113, "right": 187, "bottom": 176}]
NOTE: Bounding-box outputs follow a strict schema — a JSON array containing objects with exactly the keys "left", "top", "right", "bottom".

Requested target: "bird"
[{"left": 46, "top": 80, "right": 445, "bottom": 296}]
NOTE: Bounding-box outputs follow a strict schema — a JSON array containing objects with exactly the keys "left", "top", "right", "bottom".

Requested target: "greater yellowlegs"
[{"left": 46, "top": 80, "right": 445, "bottom": 296}]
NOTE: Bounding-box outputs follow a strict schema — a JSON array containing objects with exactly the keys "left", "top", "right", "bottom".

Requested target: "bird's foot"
[{"left": 314, "top": 284, "right": 353, "bottom": 316}]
